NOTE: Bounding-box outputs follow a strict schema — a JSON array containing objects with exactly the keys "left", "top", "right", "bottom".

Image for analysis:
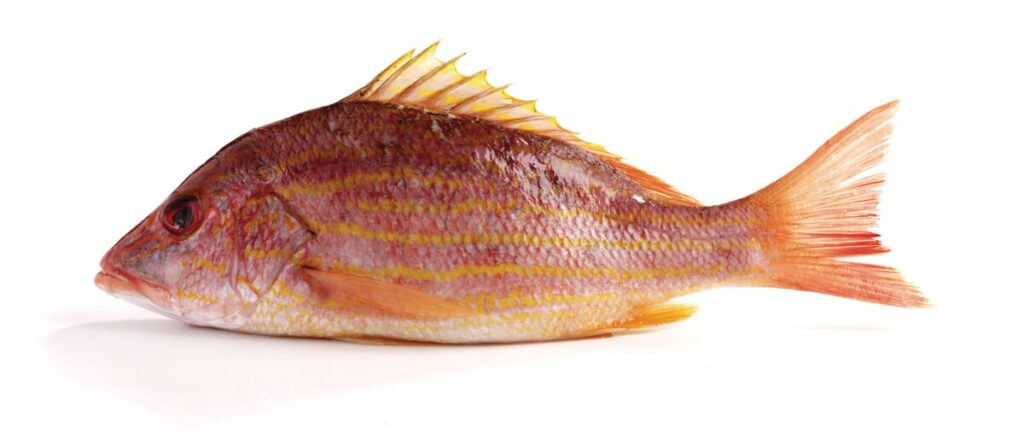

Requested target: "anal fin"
[{"left": 616, "top": 302, "right": 698, "bottom": 330}]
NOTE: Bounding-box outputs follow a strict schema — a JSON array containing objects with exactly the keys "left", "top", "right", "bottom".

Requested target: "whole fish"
[{"left": 96, "top": 43, "right": 927, "bottom": 344}]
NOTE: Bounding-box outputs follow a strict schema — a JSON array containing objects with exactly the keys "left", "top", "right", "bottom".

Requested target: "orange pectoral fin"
[{"left": 301, "top": 267, "right": 479, "bottom": 320}]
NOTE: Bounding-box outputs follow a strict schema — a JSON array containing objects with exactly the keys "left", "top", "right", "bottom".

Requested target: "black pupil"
[{"left": 172, "top": 205, "right": 193, "bottom": 229}]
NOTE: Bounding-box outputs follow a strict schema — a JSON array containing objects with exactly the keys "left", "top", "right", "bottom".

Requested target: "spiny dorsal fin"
[{"left": 344, "top": 42, "right": 701, "bottom": 207}]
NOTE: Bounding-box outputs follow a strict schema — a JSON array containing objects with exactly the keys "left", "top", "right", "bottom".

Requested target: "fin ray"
[
  {"left": 617, "top": 302, "right": 698, "bottom": 330},
  {"left": 344, "top": 43, "right": 702, "bottom": 207},
  {"left": 302, "top": 267, "right": 479, "bottom": 320},
  {"left": 585, "top": 302, "right": 697, "bottom": 337},
  {"left": 747, "top": 100, "right": 928, "bottom": 308}
]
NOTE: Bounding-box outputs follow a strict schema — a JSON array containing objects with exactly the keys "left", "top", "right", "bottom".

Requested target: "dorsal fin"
[{"left": 344, "top": 42, "right": 701, "bottom": 207}]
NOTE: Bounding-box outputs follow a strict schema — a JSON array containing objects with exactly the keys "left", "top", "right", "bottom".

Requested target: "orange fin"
[
  {"left": 344, "top": 42, "right": 701, "bottom": 207},
  {"left": 582, "top": 302, "right": 696, "bottom": 337},
  {"left": 747, "top": 100, "right": 928, "bottom": 308},
  {"left": 344, "top": 42, "right": 593, "bottom": 151},
  {"left": 616, "top": 302, "right": 698, "bottom": 330},
  {"left": 301, "top": 268, "right": 479, "bottom": 320}
]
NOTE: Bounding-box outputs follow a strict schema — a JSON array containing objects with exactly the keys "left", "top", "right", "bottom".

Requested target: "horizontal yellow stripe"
[
  {"left": 200, "top": 245, "right": 749, "bottom": 293},
  {"left": 243, "top": 246, "right": 297, "bottom": 261},
  {"left": 175, "top": 289, "right": 220, "bottom": 304},
  {"left": 341, "top": 197, "right": 755, "bottom": 228},
  {"left": 180, "top": 257, "right": 227, "bottom": 275},
  {"left": 310, "top": 219, "right": 757, "bottom": 252},
  {"left": 274, "top": 281, "right": 309, "bottom": 305},
  {"left": 461, "top": 289, "right": 632, "bottom": 311},
  {"left": 327, "top": 260, "right": 725, "bottom": 282}
]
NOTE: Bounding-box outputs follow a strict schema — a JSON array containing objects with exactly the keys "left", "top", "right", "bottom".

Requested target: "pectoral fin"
[{"left": 301, "top": 267, "right": 479, "bottom": 320}]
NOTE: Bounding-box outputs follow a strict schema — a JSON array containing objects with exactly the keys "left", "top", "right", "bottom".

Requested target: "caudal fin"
[{"left": 747, "top": 100, "right": 928, "bottom": 308}]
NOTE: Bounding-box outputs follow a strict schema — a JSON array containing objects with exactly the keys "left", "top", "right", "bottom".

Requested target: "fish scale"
[{"left": 96, "top": 43, "right": 926, "bottom": 344}]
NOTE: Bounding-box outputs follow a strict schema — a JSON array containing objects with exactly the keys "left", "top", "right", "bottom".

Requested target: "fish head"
[{"left": 96, "top": 135, "right": 312, "bottom": 328}]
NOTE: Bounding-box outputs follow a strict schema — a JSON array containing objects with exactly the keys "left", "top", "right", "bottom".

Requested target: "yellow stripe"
[
  {"left": 343, "top": 198, "right": 515, "bottom": 215},
  {"left": 181, "top": 257, "right": 227, "bottom": 275},
  {"left": 135, "top": 237, "right": 174, "bottom": 260},
  {"left": 275, "top": 281, "right": 309, "bottom": 305},
  {"left": 339, "top": 197, "right": 756, "bottom": 228},
  {"left": 277, "top": 167, "right": 478, "bottom": 199},
  {"left": 310, "top": 220, "right": 758, "bottom": 252},
  {"left": 461, "top": 289, "right": 631, "bottom": 311},
  {"left": 175, "top": 289, "right": 220, "bottom": 304},
  {"left": 243, "top": 246, "right": 296, "bottom": 261},
  {"left": 327, "top": 260, "right": 725, "bottom": 282},
  {"left": 185, "top": 248, "right": 746, "bottom": 296}
]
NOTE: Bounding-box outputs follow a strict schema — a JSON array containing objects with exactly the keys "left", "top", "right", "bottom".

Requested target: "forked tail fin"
[{"left": 746, "top": 100, "right": 928, "bottom": 307}]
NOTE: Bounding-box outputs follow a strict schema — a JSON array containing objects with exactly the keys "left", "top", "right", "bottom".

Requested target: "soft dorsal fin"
[{"left": 344, "top": 42, "right": 702, "bottom": 207}]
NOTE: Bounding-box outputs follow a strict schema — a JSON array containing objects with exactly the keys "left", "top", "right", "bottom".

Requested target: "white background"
[{"left": 2, "top": 1, "right": 1022, "bottom": 443}]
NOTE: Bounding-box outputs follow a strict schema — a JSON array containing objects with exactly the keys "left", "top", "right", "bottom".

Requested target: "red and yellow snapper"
[{"left": 96, "top": 43, "right": 927, "bottom": 344}]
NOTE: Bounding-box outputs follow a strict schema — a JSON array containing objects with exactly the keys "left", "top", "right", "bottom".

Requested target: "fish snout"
[
  {"left": 96, "top": 252, "right": 175, "bottom": 317},
  {"left": 94, "top": 269, "right": 130, "bottom": 295},
  {"left": 97, "top": 247, "right": 138, "bottom": 295}
]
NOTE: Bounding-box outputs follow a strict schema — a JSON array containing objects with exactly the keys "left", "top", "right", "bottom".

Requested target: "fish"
[{"left": 95, "top": 43, "right": 928, "bottom": 344}]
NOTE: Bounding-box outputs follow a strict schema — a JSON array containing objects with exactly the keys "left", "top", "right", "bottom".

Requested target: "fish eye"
[{"left": 161, "top": 196, "right": 202, "bottom": 236}]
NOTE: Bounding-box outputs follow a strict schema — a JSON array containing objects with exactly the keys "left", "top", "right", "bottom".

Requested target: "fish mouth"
[
  {"left": 95, "top": 269, "right": 147, "bottom": 298},
  {"left": 95, "top": 266, "right": 179, "bottom": 319}
]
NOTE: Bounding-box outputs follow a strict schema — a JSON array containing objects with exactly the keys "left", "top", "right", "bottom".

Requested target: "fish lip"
[
  {"left": 94, "top": 268, "right": 168, "bottom": 301},
  {"left": 94, "top": 269, "right": 140, "bottom": 296},
  {"left": 95, "top": 268, "right": 190, "bottom": 323},
  {"left": 95, "top": 260, "right": 174, "bottom": 313},
  {"left": 97, "top": 247, "right": 162, "bottom": 297}
]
